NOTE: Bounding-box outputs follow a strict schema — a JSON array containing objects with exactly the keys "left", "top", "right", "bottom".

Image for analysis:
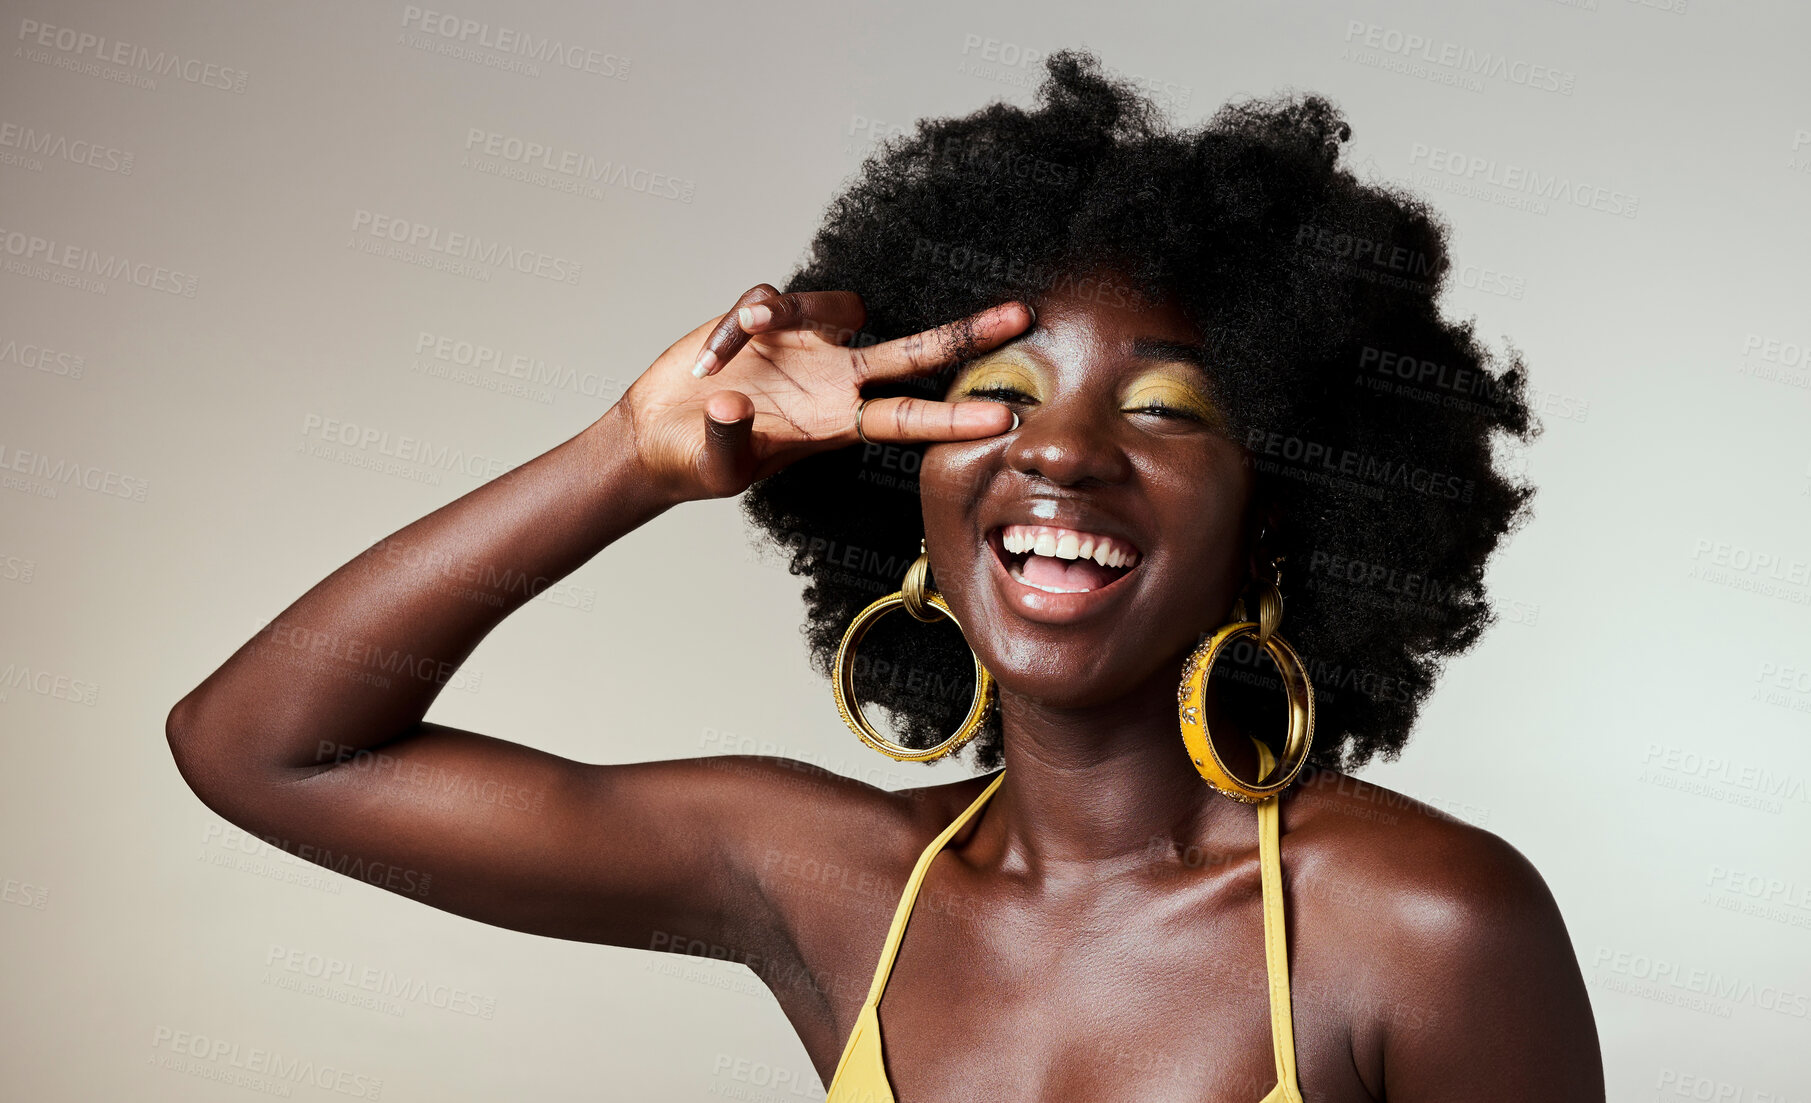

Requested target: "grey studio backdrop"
[{"left": 2, "top": 0, "right": 1807, "bottom": 1099}]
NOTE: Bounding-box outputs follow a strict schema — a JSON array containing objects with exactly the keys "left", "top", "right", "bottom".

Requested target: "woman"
[{"left": 167, "top": 51, "right": 1603, "bottom": 1101}]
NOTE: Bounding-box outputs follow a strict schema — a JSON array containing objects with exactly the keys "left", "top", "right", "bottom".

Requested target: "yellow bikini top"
[{"left": 823, "top": 741, "right": 1303, "bottom": 1102}]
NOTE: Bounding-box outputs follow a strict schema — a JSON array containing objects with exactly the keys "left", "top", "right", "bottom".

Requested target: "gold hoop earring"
[
  {"left": 833, "top": 539, "right": 997, "bottom": 762},
  {"left": 1176, "top": 558, "right": 1315, "bottom": 803}
]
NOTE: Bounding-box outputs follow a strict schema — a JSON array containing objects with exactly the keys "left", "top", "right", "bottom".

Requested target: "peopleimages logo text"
[
  {"left": 399, "top": 6, "right": 630, "bottom": 77},
  {"left": 462, "top": 130, "right": 693, "bottom": 201},
  {"left": 16, "top": 18, "right": 249, "bottom": 92},
  {"left": 349, "top": 209, "right": 582, "bottom": 284},
  {"left": 0, "top": 224, "right": 199, "bottom": 295},
  {"left": 1343, "top": 22, "right": 1576, "bottom": 94},
  {"left": 1407, "top": 144, "right": 1638, "bottom": 218}
]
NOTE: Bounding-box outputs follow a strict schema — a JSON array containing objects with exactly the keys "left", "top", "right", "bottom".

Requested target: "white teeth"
[{"left": 995, "top": 524, "right": 1140, "bottom": 569}]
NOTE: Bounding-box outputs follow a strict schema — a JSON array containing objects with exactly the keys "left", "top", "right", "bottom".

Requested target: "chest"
[{"left": 860, "top": 876, "right": 1298, "bottom": 1102}]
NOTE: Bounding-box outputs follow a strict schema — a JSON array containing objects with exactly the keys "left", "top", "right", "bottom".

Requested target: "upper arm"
[
  {"left": 1370, "top": 831, "right": 1605, "bottom": 1101},
  {"left": 169, "top": 714, "right": 874, "bottom": 965}
]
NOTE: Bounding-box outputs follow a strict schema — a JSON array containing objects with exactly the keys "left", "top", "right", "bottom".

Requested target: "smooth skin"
[{"left": 167, "top": 280, "right": 1604, "bottom": 1101}]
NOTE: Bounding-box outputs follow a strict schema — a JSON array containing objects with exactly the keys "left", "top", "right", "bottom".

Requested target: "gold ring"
[{"left": 854, "top": 397, "right": 875, "bottom": 445}]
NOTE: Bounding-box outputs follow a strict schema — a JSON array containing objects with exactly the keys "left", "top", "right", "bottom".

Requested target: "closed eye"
[
  {"left": 1123, "top": 401, "right": 1203, "bottom": 422},
  {"left": 961, "top": 384, "right": 1035, "bottom": 403},
  {"left": 964, "top": 389, "right": 1203, "bottom": 421}
]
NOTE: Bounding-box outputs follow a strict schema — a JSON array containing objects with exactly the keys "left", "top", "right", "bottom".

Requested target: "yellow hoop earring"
[
  {"left": 833, "top": 539, "right": 997, "bottom": 762},
  {"left": 1176, "top": 560, "right": 1315, "bottom": 803}
]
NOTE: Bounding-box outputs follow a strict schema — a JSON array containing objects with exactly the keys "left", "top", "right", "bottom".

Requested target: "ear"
[{"left": 1245, "top": 496, "right": 1284, "bottom": 581}]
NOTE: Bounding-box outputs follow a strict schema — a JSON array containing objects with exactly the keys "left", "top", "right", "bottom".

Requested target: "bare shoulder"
[
  {"left": 1284, "top": 765, "right": 1558, "bottom": 925},
  {"left": 1281, "top": 765, "right": 1603, "bottom": 1096}
]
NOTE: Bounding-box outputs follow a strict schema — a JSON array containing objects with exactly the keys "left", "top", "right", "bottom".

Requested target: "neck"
[{"left": 982, "top": 650, "right": 1264, "bottom": 877}]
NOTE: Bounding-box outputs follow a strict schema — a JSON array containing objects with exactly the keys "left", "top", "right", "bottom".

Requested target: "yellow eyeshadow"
[
  {"left": 1121, "top": 372, "right": 1224, "bottom": 422},
  {"left": 943, "top": 358, "right": 1225, "bottom": 427},
  {"left": 946, "top": 358, "right": 1040, "bottom": 400}
]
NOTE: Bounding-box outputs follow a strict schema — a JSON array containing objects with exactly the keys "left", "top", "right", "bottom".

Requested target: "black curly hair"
[{"left": 743, "top": 49, "right": 1538, "bottom": 774}]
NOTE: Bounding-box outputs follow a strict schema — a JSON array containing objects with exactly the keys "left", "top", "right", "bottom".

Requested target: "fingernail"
[
  {"left": 691, "top": 350, "right": 718, "bottom": 378},
  {"left": 738, "top": 304, "right": 772, "bottom": 329},
  {"left": 1009, "top": 411, "right": 1020, "bottom": 431},
  {"left": 1024, "top": 303, "right": 1037, "bottom": 326}
]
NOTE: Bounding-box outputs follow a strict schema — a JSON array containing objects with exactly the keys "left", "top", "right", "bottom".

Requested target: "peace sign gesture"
[{"left": 617, "top": 284, "right": 1034, "bottom": 502}]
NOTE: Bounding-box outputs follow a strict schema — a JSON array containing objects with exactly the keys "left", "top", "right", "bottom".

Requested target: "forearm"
[{"left": 168, "top": 401, "right": 678, "bottom": 776}]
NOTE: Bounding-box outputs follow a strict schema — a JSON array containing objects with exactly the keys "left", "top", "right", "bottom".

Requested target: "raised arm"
[{"left": 165, "top": 287, "right": 1032, "bottom": 957}]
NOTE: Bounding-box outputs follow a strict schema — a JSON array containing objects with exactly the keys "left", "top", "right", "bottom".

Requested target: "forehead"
[{"left": 1004, "top": 277, "right": 1204, "bottom": 373}]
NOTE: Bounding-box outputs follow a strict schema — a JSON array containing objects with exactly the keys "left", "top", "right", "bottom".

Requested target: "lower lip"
[{"left": 987, "top": 537, "right": 1140, "bottom": 625}]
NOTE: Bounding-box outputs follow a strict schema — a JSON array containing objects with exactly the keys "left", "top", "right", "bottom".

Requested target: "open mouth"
[{"left": 989, "top": 524, "right": 1142, "bottom": 594}]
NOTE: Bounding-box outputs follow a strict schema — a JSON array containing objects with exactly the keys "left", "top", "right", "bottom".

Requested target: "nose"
[{"left": 1003, "top": 394, "right": 1134, "bottom": 488}]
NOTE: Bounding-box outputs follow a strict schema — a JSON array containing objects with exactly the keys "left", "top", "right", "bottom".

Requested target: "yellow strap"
[
  {"left": 1253, "top": 740, "right": 1302, "bottom": 1099},
  {"left": 861, "top": 771, "right": 1007, "bottom": 1007}
]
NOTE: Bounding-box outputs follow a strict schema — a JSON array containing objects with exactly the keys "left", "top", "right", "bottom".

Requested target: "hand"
[{"left": 615, "top": 284, "right": 1034, "bottom": 502}]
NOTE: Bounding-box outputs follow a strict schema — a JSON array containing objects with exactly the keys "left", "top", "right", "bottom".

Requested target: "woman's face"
[{"left": 920, "top": 277, "right": 1258, "bottom": 711}]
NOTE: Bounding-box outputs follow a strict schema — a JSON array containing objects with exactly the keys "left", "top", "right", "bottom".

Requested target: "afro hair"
[{"left": 743, "top": 49, "right": 1538, "bottom": 773}]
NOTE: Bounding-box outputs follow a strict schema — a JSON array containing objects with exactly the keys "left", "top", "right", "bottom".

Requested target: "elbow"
[
  {"left": 165, "top": 691, "right": 197, "bottom": 754},
  {"left": 165, "top": 691, "right": 209, "bottom": 795},
  {"left": 165, "top": 689, "right": 235, "bottom": 809},
  {"left": 164, "top": 689, "right": 323, "bottom": 823}
]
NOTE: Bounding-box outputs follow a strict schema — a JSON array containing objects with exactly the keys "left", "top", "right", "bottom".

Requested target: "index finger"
[
  {"left": 853, "top": 302, "right": 1037, "bottom": 384},
  {"left": 691, "top": 284, "right": 779, "bottom": 378}
]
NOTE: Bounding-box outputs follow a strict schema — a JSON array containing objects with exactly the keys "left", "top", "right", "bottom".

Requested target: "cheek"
[
  {"left": 1148, "top": 450, "right": 1254, "bottom": 585},
  {"left": 917, "top": 442, "right": 996, "bottom": 602},
  {"left": 917, "top": 442, "right": 989, "bottom": 527}
]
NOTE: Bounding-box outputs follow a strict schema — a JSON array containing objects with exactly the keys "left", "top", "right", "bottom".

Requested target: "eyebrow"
[{"left": 1129, "top": 338, "right": 1215, "bottom": 379}]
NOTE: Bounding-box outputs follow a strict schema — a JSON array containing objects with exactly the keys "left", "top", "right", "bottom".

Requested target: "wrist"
[{"left": 584, "top": 400, "right": 693, "bottom": 517}]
